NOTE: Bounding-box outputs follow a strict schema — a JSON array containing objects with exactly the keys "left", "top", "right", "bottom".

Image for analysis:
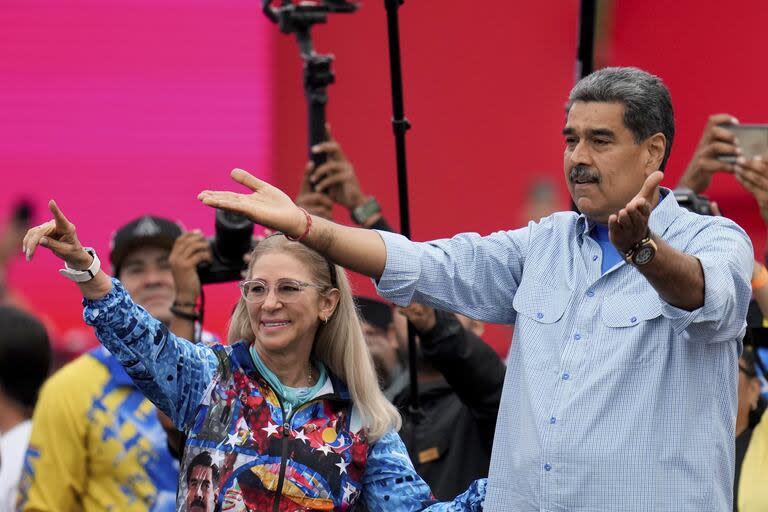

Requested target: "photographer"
[{"left": 18, "top": 215, "right": 211, "bottom": 512}]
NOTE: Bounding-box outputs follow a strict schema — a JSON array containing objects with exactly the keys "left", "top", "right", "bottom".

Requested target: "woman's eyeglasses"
[{"left": 239, "top": 279, "right": 325, "bottom": 304}]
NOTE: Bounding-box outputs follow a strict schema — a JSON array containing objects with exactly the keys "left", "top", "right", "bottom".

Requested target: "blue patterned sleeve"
[
  {"left": 82, "top": 278, "right": 220, "bottom": 430},
  {"left": 362, "top": 430, "right": 486, "bottom": 511}
]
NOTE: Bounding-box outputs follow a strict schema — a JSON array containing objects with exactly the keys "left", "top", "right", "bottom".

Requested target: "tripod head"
[
  {"left": 262, "top": 1, "right": 358, "bottom": 38},
  {"left": 262, "top": 0, "right": 358, "bottom": 170}
]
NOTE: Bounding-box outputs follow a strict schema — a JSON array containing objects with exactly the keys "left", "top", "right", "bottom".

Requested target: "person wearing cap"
[{"left": 17, "top": 215, "right": 212, "bottom": 512}]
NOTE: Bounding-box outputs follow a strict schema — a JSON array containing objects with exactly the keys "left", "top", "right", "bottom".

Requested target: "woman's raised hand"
[
  {"left": 198, "top": 169, "right": 308, "bottom": 237},
  {"left": 22, "top": 200, "right": 91, "bottom": 269}
]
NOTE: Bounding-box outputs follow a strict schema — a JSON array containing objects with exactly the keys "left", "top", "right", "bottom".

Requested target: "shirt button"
[
  {"left": 544, "top": 464, "right": 552, "bottom": 471},
  {"left": 586, "top": 290, "right": 595, "bottom": 297},
  {"left": 592, "top": 255, "right": 599, "bottom": 261},
  {"left": 630, "top": 316, "right": 638, "bottom": 323},
  {"left": 574, "top": 333, "right": 581, "bottom": 341},
  {"left": 536, "top": 312, "right": 544, "bottom": 319},
  {"left": 562, "top": 373, "right": 570, "bottom": 381},
  {"left": 549, "top": 417, "right": 557, "bottom": 424}
]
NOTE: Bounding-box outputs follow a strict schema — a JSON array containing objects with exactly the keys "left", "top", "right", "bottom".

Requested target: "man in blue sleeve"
[{"left": 197, "top": 66, "right": 753, "bottom": 511}]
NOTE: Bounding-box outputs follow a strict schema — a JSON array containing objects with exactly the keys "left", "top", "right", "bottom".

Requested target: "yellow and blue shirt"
[{"left": 17, "top": 346, "right": 178, "bottom": 511}]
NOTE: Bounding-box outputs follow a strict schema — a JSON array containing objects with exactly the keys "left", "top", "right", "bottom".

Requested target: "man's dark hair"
[
  {"left": 186, "top": 451, "right": 220, "bottom": 486},
  {"left": 567, "top": 66, "right": 675, "bottom": 171},
  {"left": 0, "top": 306, "right": 51, "bottom": 412}
]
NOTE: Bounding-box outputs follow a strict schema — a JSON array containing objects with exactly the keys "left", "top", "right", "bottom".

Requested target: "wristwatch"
[
  {"left": 622, "top": 233, "right": 658, "bottom": 266},
  {"left": 59, "top": 247, "right": 101, "bottom": 282},
  {"left": 351, "top": 197, "right": 381, "bottom": 225}
]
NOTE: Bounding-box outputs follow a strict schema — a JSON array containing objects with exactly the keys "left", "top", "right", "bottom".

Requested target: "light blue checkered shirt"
[{"left": 376, "top": 189, "right": 753, "bottom": 511}]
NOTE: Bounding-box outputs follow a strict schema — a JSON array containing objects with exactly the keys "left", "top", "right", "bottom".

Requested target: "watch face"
[{"left": 633, "top": 246, "right": 655, "bottom": 265}]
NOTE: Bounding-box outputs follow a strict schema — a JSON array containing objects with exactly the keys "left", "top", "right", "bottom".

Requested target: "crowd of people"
[{"left": 1, "top": 66, "right": 767, "bottom": 511}]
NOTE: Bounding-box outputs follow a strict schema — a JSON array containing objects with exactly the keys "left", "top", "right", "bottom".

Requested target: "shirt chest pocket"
[
  {"left": 512, "top": 285, "right": 571, "bottom": 369},
  {"left": 594, "top": 293, "right": 665, "bottom": 368}
]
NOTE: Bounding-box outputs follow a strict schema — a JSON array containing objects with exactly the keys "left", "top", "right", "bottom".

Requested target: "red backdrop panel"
[
  {"left": 274, "top": 0, "right": 581, "bottom": 355},
  {"left": 607, "top": 1, "right": 768, "bottom": 257}
]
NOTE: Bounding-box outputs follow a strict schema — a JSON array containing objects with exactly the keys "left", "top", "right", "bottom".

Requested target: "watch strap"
[
  {"left": 59, "top": 248, "right": 101, "bottom": 282},
  {"left": 351, "top": 197, "right": 381, "bottom": 225},
  {"left": 622, "top": 233, "right": 656, "bottom": 266}
]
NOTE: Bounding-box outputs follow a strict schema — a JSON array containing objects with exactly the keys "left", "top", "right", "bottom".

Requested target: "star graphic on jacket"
[
  {"left": 343, "top": 482, "right": 357, "bottom": 502},
  {"left": 262, "top": 421, "right": 280, "bottom": 438},
  {"left": 317, "top": 444, "right": 333, "bottom": 456},
  {"left": 226, "top": 432, "right": 240, "bottom": 448},
  {"left": 294, "top": 429, "right": 310, "bottom": 444},
  {"left": 335, "top": 459, "right": 349, "bottom": 475}
]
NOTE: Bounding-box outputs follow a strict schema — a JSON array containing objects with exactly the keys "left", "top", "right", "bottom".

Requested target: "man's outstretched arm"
[{"left": 198, "top": 168, "right": 388, "bottom": 279}]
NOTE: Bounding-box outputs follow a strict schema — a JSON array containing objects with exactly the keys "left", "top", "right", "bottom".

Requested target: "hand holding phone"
[{"left": 718, "top": 124, "right": 768, "bottom": 163}]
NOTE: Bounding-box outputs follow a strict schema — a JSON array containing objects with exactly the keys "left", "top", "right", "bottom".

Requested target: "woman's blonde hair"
[{"left": 227, "top": 235, "right": 401, "bottom": 441}]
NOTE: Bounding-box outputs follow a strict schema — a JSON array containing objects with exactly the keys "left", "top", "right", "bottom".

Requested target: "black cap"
[
  {"left": 355, "top": 296, "right": 393, "bottom": 332},
  {"left": 109, "top": 215, "right": 182, "bottom": 276}
]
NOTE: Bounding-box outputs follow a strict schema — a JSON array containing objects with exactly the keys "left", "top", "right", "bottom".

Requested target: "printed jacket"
[
  {"left": 83, "top": 279, "right": 485, "bottom": 511},
  {"left": 183, "top": 341, "right": 372, "bottom": 511}
]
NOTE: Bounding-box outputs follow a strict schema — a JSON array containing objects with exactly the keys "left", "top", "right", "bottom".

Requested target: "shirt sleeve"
[
  {"left": 17, "top": 371, "right": 90, "bottom": 511},
  {"left": 660, "top": 217, "right": 753, "bottom": 344},
  {"left": 374, "top": 228, "right": 530, "bottom": 325},
  {"left": 82, "top": 278, "right": 220, "bottom": 429}
]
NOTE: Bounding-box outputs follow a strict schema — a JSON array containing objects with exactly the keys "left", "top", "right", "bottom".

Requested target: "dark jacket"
[{"left": 393, "top": 310, "right": 506, "bottom": 501}]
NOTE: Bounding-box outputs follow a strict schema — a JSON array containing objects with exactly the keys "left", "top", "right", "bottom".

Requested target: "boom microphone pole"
[
  {"left": 571, "top": 0, "right": 597, "bottom": 212},
  {"left": 382, "top": 0, "right": 421, "bottom": 415},
  {"left": 576, "top": 0, "right": 597, "bottom": 81}
]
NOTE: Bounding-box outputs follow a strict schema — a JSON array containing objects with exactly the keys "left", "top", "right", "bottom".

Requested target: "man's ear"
[{"left": 645, "top": 133, "right": 667, "bottom": 172}]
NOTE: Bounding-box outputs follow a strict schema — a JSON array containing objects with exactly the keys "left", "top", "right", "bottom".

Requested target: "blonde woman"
[{"left": 23, "top": 201, "right": 485, "bottom": 511}]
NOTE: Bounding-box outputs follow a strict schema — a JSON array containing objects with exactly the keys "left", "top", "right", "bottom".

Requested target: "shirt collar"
[{"left": 576, "top": 187, "right": 680, "bottom": 238}]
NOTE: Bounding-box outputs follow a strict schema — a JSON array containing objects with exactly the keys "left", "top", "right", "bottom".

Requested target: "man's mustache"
[
  {"left": 190, "top": 498, "right": 206, "bottom": 509},
  {"left": 569, "top": 166, "right": 600, "bottom": 184}
]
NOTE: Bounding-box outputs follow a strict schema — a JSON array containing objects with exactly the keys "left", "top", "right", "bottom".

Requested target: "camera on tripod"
[{"left": 197, "top": 209, "right": 254, "bottom": 284}]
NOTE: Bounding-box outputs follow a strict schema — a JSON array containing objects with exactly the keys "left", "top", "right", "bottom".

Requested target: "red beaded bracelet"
[{"left": 285, "top": 207, "right": 312, "bottom": 242}]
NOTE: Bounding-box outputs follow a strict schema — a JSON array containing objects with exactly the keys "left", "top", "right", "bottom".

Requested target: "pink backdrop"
[{"left": 1, "top": 0, "right": 274, "bottom": 350}]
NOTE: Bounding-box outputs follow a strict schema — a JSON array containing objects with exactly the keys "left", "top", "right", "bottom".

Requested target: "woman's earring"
[{"left": 322, "top": 316, "right": 328, "bottom": 324}]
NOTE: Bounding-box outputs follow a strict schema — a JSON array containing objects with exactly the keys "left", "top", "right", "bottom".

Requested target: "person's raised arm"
[
  {"left": 199, "top": 168, "right": 388, "bottom": 279},
  {"left": 23, "top": 200, "right": 112, "bottom": 299},
  {"left": 677, "top": 113, "right": 740, "bottom": 194},
  {"left": 23, "top": 201, "right": 218, "bottom": 429},
  {"left": 610, "top": 172, "right": 706, "bottom": 311},
  {"left": 168, "top": 230, "right": 211, "bottom": 341}
]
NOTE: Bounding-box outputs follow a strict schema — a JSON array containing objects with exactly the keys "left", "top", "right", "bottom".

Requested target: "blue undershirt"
[
  {"left": 590, "top": 189, "right": 667, "bottom": 275},
  {"left": 590, "top": 224, "right": 623, "bottom": 275}
]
